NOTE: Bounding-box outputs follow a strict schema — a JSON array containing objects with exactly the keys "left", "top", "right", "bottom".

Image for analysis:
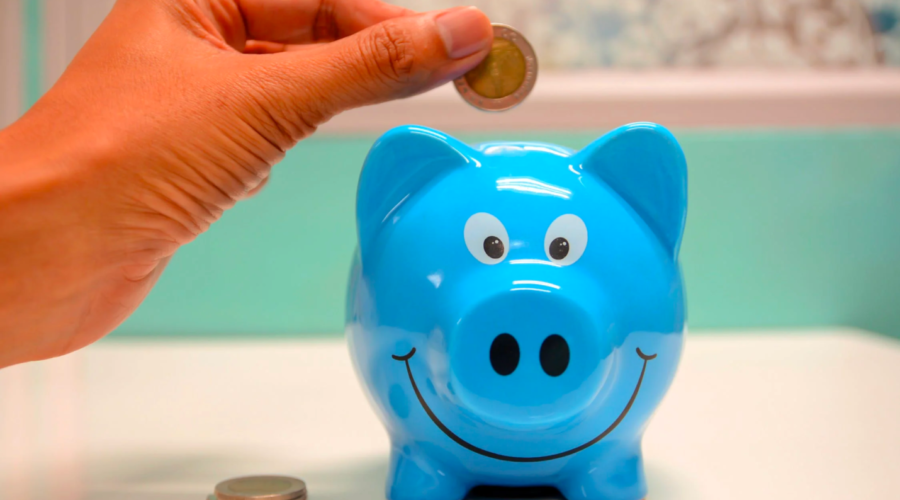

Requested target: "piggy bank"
[{"left": 346, "top": 123, "right": 687, "bottom": 500}]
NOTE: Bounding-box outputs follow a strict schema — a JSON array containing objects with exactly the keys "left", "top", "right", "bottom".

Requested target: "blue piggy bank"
[{"left": 346, "top": 123, "right": 687, "bottom": 500}]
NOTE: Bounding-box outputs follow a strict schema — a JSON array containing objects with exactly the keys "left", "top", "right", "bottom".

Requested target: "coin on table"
[
  {"left": 453, "top": 24, "right": 537, "bottom": 112},
  {"left": 214, "top": 475, "right": 307, "bottom": 500}
]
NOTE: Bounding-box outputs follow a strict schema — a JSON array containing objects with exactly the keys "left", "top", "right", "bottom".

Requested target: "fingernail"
[{"left": 435, "top": 7, "right": 492, "bottom": 59}]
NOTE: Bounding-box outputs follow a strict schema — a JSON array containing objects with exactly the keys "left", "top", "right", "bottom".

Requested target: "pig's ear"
[
  {"left": 357, "top": 125, "right": 474, "bottom": 257},
  {"left": 576, "top": 122, "right": 687, "bottom": 258}
]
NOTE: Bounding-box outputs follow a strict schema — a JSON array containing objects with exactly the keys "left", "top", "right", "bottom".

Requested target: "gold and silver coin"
[
  {"left": 212, "top": 475, "right": 307, "bottom": 500},
  {"left": 454, "top": 24, "right": 537, "bottom": 112}
]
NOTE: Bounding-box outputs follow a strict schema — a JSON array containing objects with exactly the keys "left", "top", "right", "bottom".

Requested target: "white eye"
[
  {"left": 544, "top": 214, "right": 587, "bottom": 265},
  {"left": 464, "top": 213, "right": 509, "bottom": 265}
]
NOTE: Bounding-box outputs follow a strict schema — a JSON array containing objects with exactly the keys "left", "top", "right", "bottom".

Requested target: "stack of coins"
[
  {"left": 454, "top": 24, "right": 537, "bottom": 112},
  {"left": 210, "top": 476, "right": 307, "bottom": 500}
]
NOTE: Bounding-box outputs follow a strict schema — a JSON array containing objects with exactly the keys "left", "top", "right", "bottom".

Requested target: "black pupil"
[
  {"left": 490, "top": 333, "right": 520, "bottom": 376},
  {"left": 483, "top": 236, "right": 504, "bottom": 259},
  {"left": 540, "top": 334, "right": 570, "bottom": 377},
  {"left": 549, "top": 237, "right": 570, "bottom": 260}
]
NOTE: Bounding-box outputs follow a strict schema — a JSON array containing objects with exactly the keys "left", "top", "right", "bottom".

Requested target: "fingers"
[
  {"left": 252, "top": 7, "right": 492, "bottom": 124},
  {"left": 243, "top": 176, "right": 269, "bottom": 199},
  {"left": 243, "top": 40, "right": 323, "bottom": 54},
  {"left": 202, "top": 0, "right": 414, "bottom": 49}
]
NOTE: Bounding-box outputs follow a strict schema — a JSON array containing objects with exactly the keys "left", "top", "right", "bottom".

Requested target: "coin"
[
  {"left": 214, "top": 475, "right": 307, "bottom": 500},
  {"left": 454, "top": 24, "right": 537, "bottom": 112}
]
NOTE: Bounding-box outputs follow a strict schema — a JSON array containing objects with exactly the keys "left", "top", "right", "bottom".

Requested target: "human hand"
[{"left": 0, "top": 0, "right": 492, "bottom": 367}]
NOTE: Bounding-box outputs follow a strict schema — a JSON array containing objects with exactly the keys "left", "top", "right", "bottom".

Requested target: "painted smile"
[{"left": 392, "top": 346, "right": 657, "bottom": 463}]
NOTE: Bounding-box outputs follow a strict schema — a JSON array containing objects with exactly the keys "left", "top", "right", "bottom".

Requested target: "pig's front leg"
[
  {"left": 557, "top": 448, "right": 647, "bottom": 500},
  {"left": 386, "top": 445, "right": 469, "bottom": 500}
]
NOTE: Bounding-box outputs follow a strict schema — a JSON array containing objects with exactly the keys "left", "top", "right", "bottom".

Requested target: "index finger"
[{"left": 236, "top": 0, "right": 416, "bottom": 45}]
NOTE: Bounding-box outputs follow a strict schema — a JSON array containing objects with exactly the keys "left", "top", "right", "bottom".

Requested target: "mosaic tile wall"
[{"left": 392, "top": 0, "right": 900, "bottom": 67}]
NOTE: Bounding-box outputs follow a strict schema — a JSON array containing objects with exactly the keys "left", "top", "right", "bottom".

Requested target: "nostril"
[
  {"left": 540, "top": 334, "right": 570, "bottom": 376},
  {"left": 490, "top": 333, "right": 520, "bottom": 376}
]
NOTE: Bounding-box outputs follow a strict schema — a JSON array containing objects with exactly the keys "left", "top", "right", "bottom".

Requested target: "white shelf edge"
[{"left": 318, "top": 69, "right": 900, "bottom": 134}]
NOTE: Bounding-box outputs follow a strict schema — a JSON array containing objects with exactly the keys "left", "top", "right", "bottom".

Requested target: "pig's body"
[{"left": 346, "top": 124, "right": 687, "bottom": 500}]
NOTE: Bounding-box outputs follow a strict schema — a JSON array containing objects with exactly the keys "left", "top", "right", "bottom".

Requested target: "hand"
[{"left": 0, "top": 0, "right": 492, "bottom": 368}]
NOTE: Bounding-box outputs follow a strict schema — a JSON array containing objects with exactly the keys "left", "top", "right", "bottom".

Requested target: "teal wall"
[
  {"left": 114, "top": 128, "right": 900, "bottom": 339},
  {"left": 15, "top": 0, "right": 900, "bottom": 338}
]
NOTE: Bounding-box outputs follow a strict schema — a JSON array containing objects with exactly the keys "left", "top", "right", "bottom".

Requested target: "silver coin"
[
  {"left": 214, "top": 475, "right": 307, "bottom": 500},
  {"left": 453, "top": 24, "right": 538, "bottom": 112}
]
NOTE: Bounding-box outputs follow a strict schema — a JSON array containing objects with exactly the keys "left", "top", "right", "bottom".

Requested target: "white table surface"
[{"left": 1, "top": 329, "right": 898, "bottom": 500}]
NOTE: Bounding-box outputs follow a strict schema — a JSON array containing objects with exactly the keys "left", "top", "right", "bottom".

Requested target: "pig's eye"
[
  {"left": 464, "top": 212, "right": 509, "bottom": 265},
  {"left": 544, "top": 214, "right": 587, "bottom": 265}
]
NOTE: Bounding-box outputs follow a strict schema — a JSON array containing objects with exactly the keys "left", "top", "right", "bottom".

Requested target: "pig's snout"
[{"left": 448, "top": 288, "right": 612, "bottom": 427}]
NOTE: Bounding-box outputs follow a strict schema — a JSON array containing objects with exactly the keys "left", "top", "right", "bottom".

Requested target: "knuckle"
[
  {"left": 360, "top": 23, "right": 418, "bottom": 86},
  {"left": 239, "top": 65, "right": 324, "bottom": 137}
]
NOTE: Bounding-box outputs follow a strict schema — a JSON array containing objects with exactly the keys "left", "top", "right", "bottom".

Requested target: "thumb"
[{"left": 259, "top": 7, "right": 493, "bottom": 125}]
